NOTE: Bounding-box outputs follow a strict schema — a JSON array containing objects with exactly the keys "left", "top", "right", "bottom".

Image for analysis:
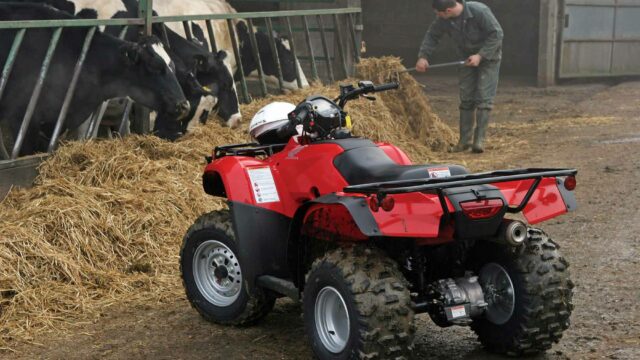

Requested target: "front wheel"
[
  {"left": 470, "top": 228, "right": 574, "bottom": 356},
  {"left": 180, "top": 210, "right": 275, "bottom": 325},
  {"left": 303, "top": 246, "right": 415, "bottom": 360}
]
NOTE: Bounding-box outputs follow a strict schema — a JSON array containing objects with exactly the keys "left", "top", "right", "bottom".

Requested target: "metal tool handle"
[{"left": 398, "top": 60, "right": 465, "bottom": 74}]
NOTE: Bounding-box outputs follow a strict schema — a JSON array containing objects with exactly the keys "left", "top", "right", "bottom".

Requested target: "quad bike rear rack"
[{"left": 343, "top": 168, "right": 577, "bottom": 215}]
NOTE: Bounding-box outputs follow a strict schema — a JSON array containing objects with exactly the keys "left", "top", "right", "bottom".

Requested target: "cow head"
[
  {"left": 118, "top": 36, "right": 190, "bottom": 119},
  {"left": 192, "top": 50, "right": 241, "bottom": 128},
  {"left": 236, "top": 21, "right": 308, "bottom": 91}
]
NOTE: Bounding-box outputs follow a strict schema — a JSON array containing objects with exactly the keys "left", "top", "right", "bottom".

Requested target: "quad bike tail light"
[
  {"left": 564, "top": 176, "right": 577, "bottom": 191},
  {"left": 369, "top": 196, "right": 379, "bottom": 212},
  {"left": 460, "top": 198, "right": 504, "bottom": 220},
  {"left": 381, "top": 196, "right": 395, "bottom": 211}
]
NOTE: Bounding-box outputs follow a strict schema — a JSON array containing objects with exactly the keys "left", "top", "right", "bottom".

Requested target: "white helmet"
[{"left": 249, "top": 101, "right": 296, "bottom": 144}]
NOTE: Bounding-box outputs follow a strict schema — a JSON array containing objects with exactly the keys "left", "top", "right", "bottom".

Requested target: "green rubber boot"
[
  {"left": 472, "top": 109, "right": 490, "bottom": 153},
  {"left": 450, "top": 109, "right": 474, "bottom": 152}
]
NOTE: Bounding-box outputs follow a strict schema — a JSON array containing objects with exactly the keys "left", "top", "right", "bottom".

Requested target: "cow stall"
[{"left": 0, "top": 0, "right": 363, "bottom": 198}]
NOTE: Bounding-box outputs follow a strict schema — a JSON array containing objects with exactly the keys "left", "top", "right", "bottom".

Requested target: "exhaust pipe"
[{"left": 496, "top": 220, "right": 528, "bottom": 246}]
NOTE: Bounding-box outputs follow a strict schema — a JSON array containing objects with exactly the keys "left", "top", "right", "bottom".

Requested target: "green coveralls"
[{"left": 418, "top": 1, "right": 503, "bottom": 151}]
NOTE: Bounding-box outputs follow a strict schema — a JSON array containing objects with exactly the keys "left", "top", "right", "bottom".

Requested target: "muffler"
[{"left": 496, "top": 220, "right": 528, "bottom": 246}]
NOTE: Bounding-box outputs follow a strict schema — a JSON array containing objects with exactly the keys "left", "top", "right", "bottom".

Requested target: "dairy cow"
[
  {"left": 0, "top": 3, "right": 188, "bottom": 157},
  {"left": 152, "top": 0, "right": 310, "bottom": 91}
]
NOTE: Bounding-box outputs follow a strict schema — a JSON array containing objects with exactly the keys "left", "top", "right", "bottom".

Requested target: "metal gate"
[{"left": 559, "top": 0, "right": 640, "bottom": 78}]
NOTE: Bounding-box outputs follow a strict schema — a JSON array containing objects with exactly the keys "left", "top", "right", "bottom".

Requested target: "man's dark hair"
[{"left": 432, "top": 0, "right": 458, "bottom": 11}]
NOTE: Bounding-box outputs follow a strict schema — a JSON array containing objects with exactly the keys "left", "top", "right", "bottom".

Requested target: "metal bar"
[
  {"left": 317, "top": 15, "right": 334, "bottom": 83},
  {"left": 205, "top": 20, "right": 218, "bottom": 52},
  {"left": 562, "top": 38, "right": 640, "bottom": 42},
  {"left": 347, "top": 13, "right": 360, "bottom": 63},
  {"left": 118, "top": 25, "right": 129, "bottom": 40},
  {"left": 48, "top": 26, "right": 97, "bottom": 153},
  {"left": 159, "top": 24, "right": 171, "bottom": 48},
  {"left": 508, "top": 178, "right": 542, "bottom": 213},
  {"left": 344, "top": 169, "right": 577, "bottom": 195},
  {"left": 0, "top": 18, "right": 144, "bottom": 29},
  {"left": 247, "top": 19, "right": 268, "bottom": 97},
  {"left": 0, "top": 29, "right": 26, "bottom": 103},
  {"left": 285, "top": 17, "right": 303, "bottom": 89},
  {"left": 139, "top": 0, "right": 153, "bottom": 36},
  {"left": 302, "top": 16, "right": 319, "bottom": 82},
  {"left": 85, "top": 101, "right": 109, "bottom": 139},
  {"left": 150, "top": 8, "right": 363, "bottom": 23},
  {"left": 227, "top": 18, "right": 250, "bottom": 103},
  {"left": 118, "top": 99, "right": 134, "bottom": 136},
  {"left": 333, "top": 14, "right": 348, "bottom": 78},
  {"left": 266, "top": 18, "right": 285, "bottom": 92},
  {"left": 11, "top": 27, "right": 62, "bottom": 159},
  {"left": 182, "top": 20, "right": 193, "bottom": 42},
  {"left": 609, "top": 2, "right": 618, "bottom": 74}
]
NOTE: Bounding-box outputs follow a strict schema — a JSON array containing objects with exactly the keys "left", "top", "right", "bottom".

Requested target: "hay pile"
[
  {"left": 0, "top": 57, "right": 452, "bottom": 349},
  {"left": 356, "top": 57, "right": 456, "bottom": 151}
]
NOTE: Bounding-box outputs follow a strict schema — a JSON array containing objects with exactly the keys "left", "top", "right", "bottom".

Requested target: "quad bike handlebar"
[{"left": 277, "top": 81, "right": 399, "bottom": 140}]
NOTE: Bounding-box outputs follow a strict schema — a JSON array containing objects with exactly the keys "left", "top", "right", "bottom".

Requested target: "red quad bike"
[{"left": 180, "top": 81, "right": 577, "bottom": 359}]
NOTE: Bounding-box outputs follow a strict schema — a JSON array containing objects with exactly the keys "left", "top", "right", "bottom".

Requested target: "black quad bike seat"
[{"left": 329, "top": 138, "right": 468, "bottom": 185}]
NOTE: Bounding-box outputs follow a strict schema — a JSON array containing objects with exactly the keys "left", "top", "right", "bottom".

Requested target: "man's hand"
[
  {"left": 465, "top": 54, "right": 482, "bottom": 67},
  {"left": 416, "top": 58, "right": 429, "bottom": 72}
]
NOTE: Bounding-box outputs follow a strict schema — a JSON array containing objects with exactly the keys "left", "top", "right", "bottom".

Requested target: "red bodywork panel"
[{"left": 204, "top": 137, "right": 571, "bottom": 242}]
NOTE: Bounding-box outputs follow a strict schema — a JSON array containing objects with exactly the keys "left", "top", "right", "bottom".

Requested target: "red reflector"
[
  {"left": 381, "top": 197, "right": 395, "bottom": 211},
  {"left": 369, "top": 197, "right": 379, "bottom": 212},
  {"left": 460, "top": 198, "right": 504, "bottom": 220},
  {"left": 564, "top": 176, "right": 577, "bottom": 191}
]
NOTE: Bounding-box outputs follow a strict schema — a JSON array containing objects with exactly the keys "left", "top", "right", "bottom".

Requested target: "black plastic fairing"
[{"left": 229, "top": 201, "right": 292, "bottom": 289}]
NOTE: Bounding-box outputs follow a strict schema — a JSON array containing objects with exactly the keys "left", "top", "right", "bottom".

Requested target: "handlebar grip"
[{"left": 373, "top": 82, "right": 399, "bottom": 92}]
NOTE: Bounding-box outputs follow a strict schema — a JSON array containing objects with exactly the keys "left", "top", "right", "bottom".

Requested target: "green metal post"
[
  {"left": 302, "top": 16, "right": 319, "bottom": 83},
  {"left": 182, "top": 21, "right": 193, "bottom": 42},
  {"left": 0, "top": 29, "right": 26, "bottom": 103},
  {"left": 266, "top": 18, "right": 285, "bottom": 92},
  {"left": 227, "top": 19, "right": 250, "bottom": 103},
  {"left": 248, "top": 19, "right": 268, "bottom": 97},
  {"left": 11, "top": 27, "right": 62, "bottom": 159},
  {"left": 48, "top": 26, "right": 97, "bottom": 152},
  {"left": 317, "top": 15, "right": 334, "bottom": 83},
  {"left": 285, "top": 17, "right": 303, "bottom": 89},
  {"left": 205, "top": 20, "right": 218, "bottom": 52},
  {"left": 347, "top": 13, "right": 360, "bottom": 63},
  {"left": 139, "top": 0, "right": 153, "bottom": 36},
  {"left": 333, "top": 14, "right": 348, "bottom": 79}
]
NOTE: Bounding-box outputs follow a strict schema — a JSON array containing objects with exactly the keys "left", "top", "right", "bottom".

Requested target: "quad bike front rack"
[
  {"left": 344, "top": 168, "right": 578, "bottom": 218},
  {"left": 211, "top": 142, "right": 288, "bottom": 161}
]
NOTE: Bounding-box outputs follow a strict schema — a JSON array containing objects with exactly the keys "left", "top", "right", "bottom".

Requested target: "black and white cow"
[
  {"left": 151, "top": 0, "right": 310, "bottom": 91},
  {"left": 0, "top": 3, "right": 188, "bottom": 156},
  {"left": 19, "top": 0, "right": 241, "bottom": 139}
]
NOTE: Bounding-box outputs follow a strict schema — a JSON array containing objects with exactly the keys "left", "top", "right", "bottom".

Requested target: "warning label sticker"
[
  {"left": 247, "top": 167, "right": 280, "bottom": 203},
  {"left": 428, "top": 167, "right": 452, "bottom": 178},
  {"left": 450, "top": 305, "right": 467, "bottom": 319}
]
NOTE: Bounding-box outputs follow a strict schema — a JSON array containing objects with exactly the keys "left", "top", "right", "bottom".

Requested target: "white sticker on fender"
[
  {"left": 450, "top": 305, "right": 467, "bottom": 318},
  {"left": 247, "top": 167, "right": 280, "bottom": 203},
  {"left": 428, "top": 167, "right": 452, "bottom": 178}
]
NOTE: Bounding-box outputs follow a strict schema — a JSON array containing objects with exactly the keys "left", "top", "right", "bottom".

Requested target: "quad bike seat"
[{"left": 330, "top": 139, "right": 468, "bottom": 185}]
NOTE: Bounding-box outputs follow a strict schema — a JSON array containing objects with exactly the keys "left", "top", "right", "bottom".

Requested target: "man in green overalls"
[{"left": 416, "top": 0, "right": 503, "bottom": 153}]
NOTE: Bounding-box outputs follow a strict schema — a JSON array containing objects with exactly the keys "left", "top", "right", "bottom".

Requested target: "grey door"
[{"left": 559, "top": 0, "right": 640, "bottom": 78}]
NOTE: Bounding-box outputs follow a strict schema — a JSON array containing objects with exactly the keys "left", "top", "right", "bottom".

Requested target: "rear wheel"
[
  {"left": 303, "top": 246, "right": 415, "bottom": 360},
  {"left": 470, "top": 228, "right": 574, "bottom": 356},
  {"left": 180, "top": 210, "right": 275, "bottom": 325}
]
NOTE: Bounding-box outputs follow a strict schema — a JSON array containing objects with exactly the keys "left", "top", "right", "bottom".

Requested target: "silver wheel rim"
[
  {"left": 193, "top": 240, "right": 242, "bottom": 307},
  {"left": 314, "top": 286, "right": 350, "bottom": 354},
  {"left": 479, "top": 262, "right": 515, "bottom": 325}
]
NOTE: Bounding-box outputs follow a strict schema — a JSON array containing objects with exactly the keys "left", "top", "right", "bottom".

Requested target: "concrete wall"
[{"left": 361, "top": 0, "right": 540, "bottom": 76}]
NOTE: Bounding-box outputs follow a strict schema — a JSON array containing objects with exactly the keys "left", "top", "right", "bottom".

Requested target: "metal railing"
[{"left": 0, "top": 3, "right": 362, "bottom": 166}]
